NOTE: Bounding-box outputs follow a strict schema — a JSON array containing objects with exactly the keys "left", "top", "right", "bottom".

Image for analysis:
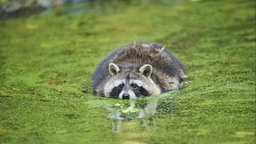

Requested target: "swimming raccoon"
[{"left": 92, "top": 41, "right": 185, "bottom": 99}]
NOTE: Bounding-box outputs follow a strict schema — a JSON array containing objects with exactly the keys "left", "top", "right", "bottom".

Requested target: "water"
[
  {"left": 0, "top": 0, "right": 255, "bottom": 144},
  {"left": 0, "top": 0, "right": 89, "bottom": 19}
]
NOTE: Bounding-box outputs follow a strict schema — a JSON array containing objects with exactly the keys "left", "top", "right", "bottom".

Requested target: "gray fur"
[{"left": 92, "top": 41, "right": 185, "bottom": 99}]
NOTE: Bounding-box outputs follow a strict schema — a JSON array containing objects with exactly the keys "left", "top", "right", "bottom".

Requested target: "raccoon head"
[{"left": 104, "top": 63, "right": 161, "bottom": 99}]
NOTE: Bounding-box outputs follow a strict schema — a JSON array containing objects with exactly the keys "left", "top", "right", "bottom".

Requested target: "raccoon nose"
[{"left": 122, "top": 93, "right": 130, "bottom": 99}]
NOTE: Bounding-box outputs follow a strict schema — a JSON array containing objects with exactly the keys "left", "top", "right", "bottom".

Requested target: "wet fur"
[{"left": 92, "top": 41, "right": 185, "bottom": 97}]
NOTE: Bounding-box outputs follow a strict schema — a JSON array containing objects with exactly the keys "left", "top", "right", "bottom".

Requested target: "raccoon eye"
[
  {"left": 131, "top": 83, "right": 138, "bottom": 89},
  {"left": 118, "top": 84, "right": 124, "bottom": 89}
]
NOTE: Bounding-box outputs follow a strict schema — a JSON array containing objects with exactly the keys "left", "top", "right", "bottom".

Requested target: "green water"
[{"left": 0, "top": 0, "right": 255, "bottom": 144}]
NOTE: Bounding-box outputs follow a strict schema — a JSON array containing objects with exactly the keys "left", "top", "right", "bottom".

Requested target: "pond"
[{"left": 0, "top": 0, "right": 255, "bottom": 144}]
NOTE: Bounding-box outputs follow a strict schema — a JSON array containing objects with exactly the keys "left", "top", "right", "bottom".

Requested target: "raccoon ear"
[
  {"left": 109, "top": 63, "right": 120, "bottom": 75},
  {"left": 139, "top": 64, "right": 152, "bottom": 77}
]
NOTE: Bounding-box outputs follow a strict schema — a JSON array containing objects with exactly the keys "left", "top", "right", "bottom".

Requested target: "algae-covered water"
[{"left": 0, "top": 0, "right": 255, "bottom": 144}]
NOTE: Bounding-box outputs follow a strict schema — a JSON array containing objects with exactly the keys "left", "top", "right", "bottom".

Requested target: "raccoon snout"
[{"left": 122, "top": 93, "right": 130, "bottom": 99}]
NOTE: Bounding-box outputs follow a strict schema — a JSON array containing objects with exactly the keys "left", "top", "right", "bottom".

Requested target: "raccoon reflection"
[{"left": 92, "top": 42, "right": 185, "bottom": 99}]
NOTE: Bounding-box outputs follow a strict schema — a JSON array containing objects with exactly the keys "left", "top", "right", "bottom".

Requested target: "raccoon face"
[
  {"left": 108, "top": 79, "right": 150, "bottom": 99},
  {"left": 104, "top": 63, "right": 161, "bottom": 99}
]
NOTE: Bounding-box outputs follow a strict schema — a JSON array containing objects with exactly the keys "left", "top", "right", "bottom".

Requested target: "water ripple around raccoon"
[{"left": 84, "top": 91, "right": 183, "bottom": 132}]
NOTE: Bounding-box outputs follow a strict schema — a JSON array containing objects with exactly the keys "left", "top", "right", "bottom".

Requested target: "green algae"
[{"left": 0, "top": 0, "right": 255, "bottom": 144}]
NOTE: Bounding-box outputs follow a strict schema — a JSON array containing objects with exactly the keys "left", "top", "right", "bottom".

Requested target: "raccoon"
[{"left": 92, "top": 41, "right": 185, "bottom": 99}]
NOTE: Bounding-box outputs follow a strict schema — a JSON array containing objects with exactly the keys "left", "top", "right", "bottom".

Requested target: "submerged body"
[{"left": 92, "top": 42, "right": 185, "bottom": 99}]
